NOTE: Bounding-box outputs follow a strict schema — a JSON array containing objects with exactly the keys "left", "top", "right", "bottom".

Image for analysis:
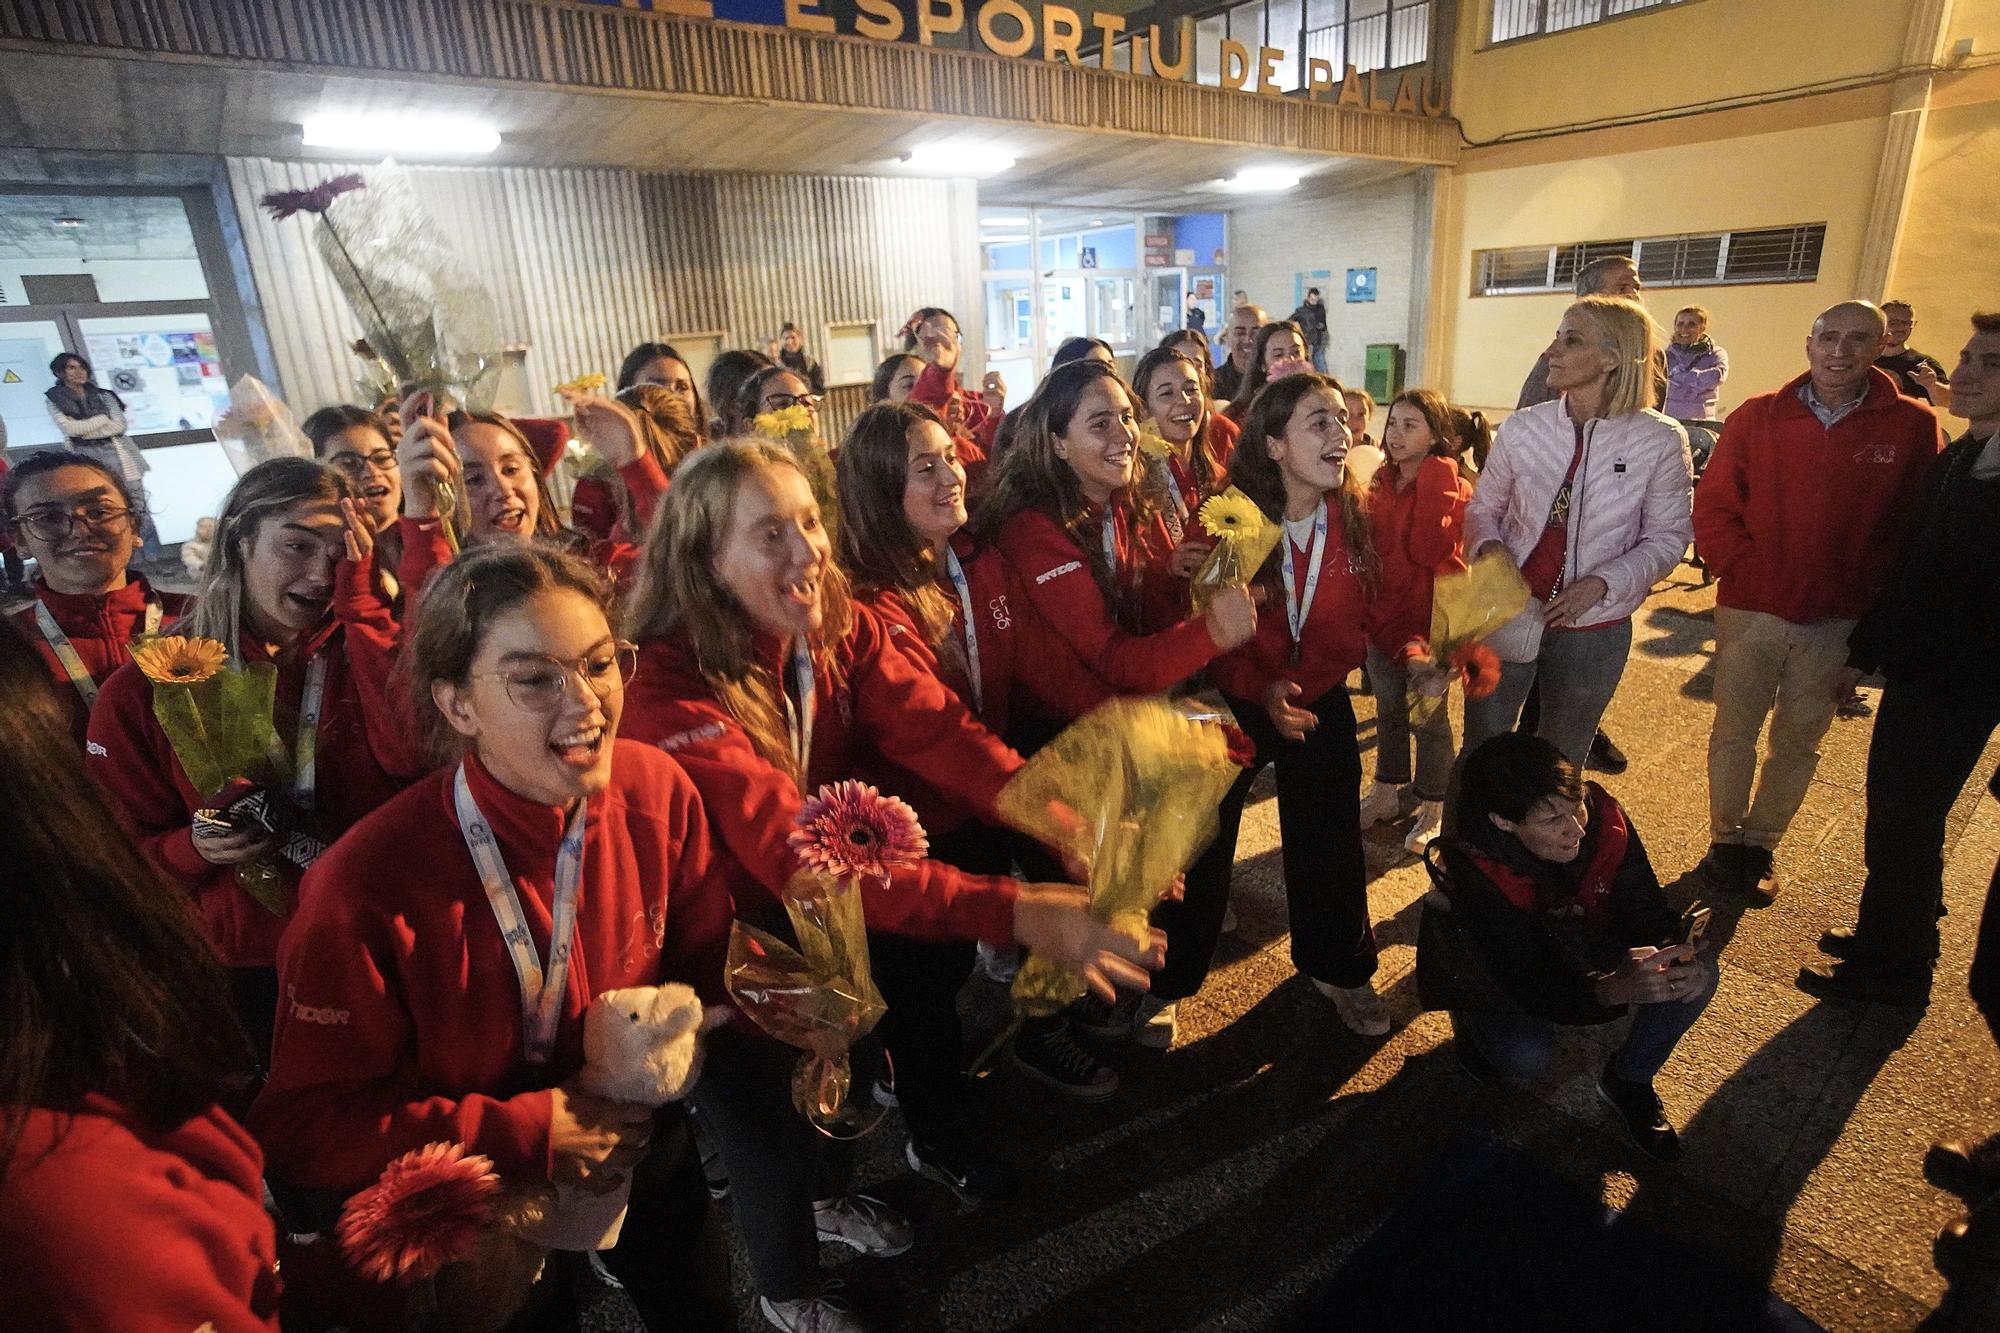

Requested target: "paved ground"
[{"left": 737, "top": 568, "right": 2000, "bottom": 1332}]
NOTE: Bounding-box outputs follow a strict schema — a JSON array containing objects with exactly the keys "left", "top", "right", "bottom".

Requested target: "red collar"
[
  {"left": 33, "top": 573, "right": 154, "bottom": 628},
  {"left": 457, "top": 749, "right": 578, "bottom": 880}
]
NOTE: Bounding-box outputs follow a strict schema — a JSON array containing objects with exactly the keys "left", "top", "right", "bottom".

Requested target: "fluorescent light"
[
  {"left": 303, "top": 112, "right": 501, "bottom": 155},
  {"left": 1222, "top": 167, "right": 1302, "bottom": 192},
  {"left": 980, "top": 216, "right": 1031, "bottom": 227},
  {"left": 903, "top": 146, "right": 1016, "bottom": 175}
]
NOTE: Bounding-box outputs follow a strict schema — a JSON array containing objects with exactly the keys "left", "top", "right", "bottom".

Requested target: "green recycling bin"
[{"left": 1364, "top": 343, "right": 1406, "bottom": 402}]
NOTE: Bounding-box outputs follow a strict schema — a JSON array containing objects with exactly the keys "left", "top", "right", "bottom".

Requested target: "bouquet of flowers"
[
  {"left": 1189, "top": 487, "right": 1283, "bottom": 616},
  {"left": 212, "top": 375, "right": 310, "bottom": 476},
  {"left": 131, "top": 635, "right": 327, "bottom": 913},
  {"left": 1401, "top": 550, "right": 1531, "bottom": 726},
  {"left": 992, "top": 698, "right": 1242, "bottom": 1022},
  {"left": 749, "top": 404, "right": 839, "bottom": 541},
  {"left": 725, "top": 781, "right": 913, "bottom": 1137}
]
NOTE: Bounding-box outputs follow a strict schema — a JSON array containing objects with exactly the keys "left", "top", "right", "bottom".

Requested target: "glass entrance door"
[{"left": 0, "top": 314, "right": 70, "bottom": 450}]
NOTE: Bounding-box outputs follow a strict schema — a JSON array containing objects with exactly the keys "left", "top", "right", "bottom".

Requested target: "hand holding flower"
[
  {"left": 1010, "top": 882, "right": 1164, "bottom": 1003},
  {"left": 567, "top": 393, "right": 645, "bottom": 470},
  {"left": 397, "top": 413, "right": 460, "bottom": 519}
]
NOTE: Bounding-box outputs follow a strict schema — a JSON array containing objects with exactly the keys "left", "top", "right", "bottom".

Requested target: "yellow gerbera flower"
[
  {"left": 129, "top": 635, "right": 229, "bottom": 686},
  {"left": 552, "top": 372, "right": 607, "bottom": 397},
  {"left": 753, "top": 405, "right": 816, "bottom": 440},
  {"left": 1198, "top": 489, "right": 1266, "bottom": 541},
  {"left": 1136, "top": 422, "right": 1172, "bottom": 462}
]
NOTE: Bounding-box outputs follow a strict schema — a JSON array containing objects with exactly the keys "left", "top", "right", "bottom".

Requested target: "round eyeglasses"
[
  {"left": 472, "top": 642, "right": 639, "bottom": 713},
  {"left": 12, "top": 503, "right": 136, "bottom": 544}
]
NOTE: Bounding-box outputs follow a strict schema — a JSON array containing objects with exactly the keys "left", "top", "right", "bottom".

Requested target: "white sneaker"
[
  {"left": 1403, "top": 800, "right": 1444, "bottom": 856},
  {"left": 812, "top": 1193, "right": 914, "bottom": 1257},
  {"left": 1313, "top": 979, "right": 1391, "bottom": 1036},
  {"left": 1358, "top": 781, "right": 1402, "bottom": 830},
  {"left": 761, "top": 1285, "right": 877, "bottom": 1333},
  {"left": 1134, "top": 996, "right": 1178, "bottom": 1049},
  {"left": 975, "top": 939, "right": 1020, "bottom": 983}
]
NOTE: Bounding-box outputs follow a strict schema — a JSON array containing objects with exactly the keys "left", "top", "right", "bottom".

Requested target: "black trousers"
[
  {"left": 230, "top": 965, "right": 280, "bottom": 1071},
  {"left": 1852, "top": 680, "right": 2000, "bottom": 973},
  {"left": 1152, "top": 687, "right": 1373, "bottom": 1001},
  {"left": 594, "top": 1106, "right": 734, "bottom": 1331}
]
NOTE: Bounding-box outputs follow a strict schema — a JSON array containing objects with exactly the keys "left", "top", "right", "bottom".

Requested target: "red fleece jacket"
[
  {"left": 1693, "top": 368, "right": 1943, "bottom": 622},
  {"left": 8, "top": 574, "right": 188, "bottom": 745},
  {"left": 248, "top": 743, "right": 733, "bottom": 1193},
  {"left": 910, "top": 363, "right": 999, "bottom": 455},
  {"left": 1, "top": 1096, "right": 280, "bottom": 1331},
  {"left": 1210, "top": 495, "right": 1375, "bottom": 706},
  {"left": 1368, "top": 456, "right": 1470, "bottom": 653},
  {"left": 621, "top": 603, "right": 1026, "bottom": 944}
]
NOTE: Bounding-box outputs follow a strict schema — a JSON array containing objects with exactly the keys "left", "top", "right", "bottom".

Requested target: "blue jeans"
[
  {"left": 1450, "top": 959, "right": 1718, "bottom": 1084},
  {"left": 1367, "top": 644, "right": 1456, "bottom": 800},
  {"left": 1461, "top": 619, "right": 1633, "bottom": 769},
  {"left": 1310, "top": 346, "right": 1328, "bottom": 372}
]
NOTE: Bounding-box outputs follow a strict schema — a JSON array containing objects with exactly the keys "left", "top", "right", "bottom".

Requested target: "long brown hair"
[
  {"left": 970, "top": 359, "right": 1157, "bottom": 625},
  {"left": 625, "top": 441, "right": 853, "bottom": 778},
  {"left": 1230, "top": 372, "right": 1378, "bottom": 595},
  {"left": 1131, "top": 346, "right": 1223, "bottom": 499},
  {"left": 1385, "top": 388, "right": 1461, "bottom": 466},
  {"left": 616, "top": 341, "right": 710, "bottom": 440},
  {"left": 303, "top": 403, "right": 404, "bottom": 579},
  {"left": 448, "top": 410, "right": 565, "bottom": 544},
  {"left": 179, "top": 457, "right": 353, "bottom": 658},
  {"left": 0, "top": 621, "right": 250, "bottom": 1168},
  {"left": 836, "top": 401, "right": 958, "bottom": 647},
  {"left": 1227, "top": 320, "right": 1308, "bottom": 420}
]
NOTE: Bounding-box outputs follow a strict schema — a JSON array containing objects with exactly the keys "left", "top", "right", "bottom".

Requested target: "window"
[
  {"left": 1491, "top": 0, "right": 1684, "bottom": 43},
  {"left": 1167, "top": 0, "right": 1429, "bottom": 83},
  {"left": 1473, "top": 224, "right": 1828, "bottom": 295}
]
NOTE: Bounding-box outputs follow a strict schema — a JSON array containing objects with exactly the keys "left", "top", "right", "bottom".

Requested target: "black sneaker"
[
  {"left": 1796, "top": 958, "right": 1931, "bottom": 1008},
  {"left": 1596, "top": 1060, "right": 1681, "bottom": 1162},
  {"left": 1740, "top": 845, "right": 1780, "bottom": 905},
  {"left": 1012, "top": 1018, "right": 1119, "bottom": 1101},
  {"left": 1695, "top": 842, "right": 1746, "bottom": 894},
  {"left": 1818, "top": 924, "right": 1857, "bottom": 959},
  {"left": 1587, "top": 730, "right": 1629, "bottom": 774},
  {"left": 1925, "top": 1133, "right": 2000, "bottom": 1200},
  {"left": 1069, "top": 990, "right": 1138, "bottom": 1041},
  {"left": 905, "top": 1128, "right": 1020, "bottom": 1204}
]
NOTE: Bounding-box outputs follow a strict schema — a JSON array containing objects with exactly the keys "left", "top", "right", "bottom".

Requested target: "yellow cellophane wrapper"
[
  {"left": 1407, "top": 550, "right": 1531, "bottom": 728},
  {"left": 724, "top": 871, "right": 887, "bottom": 1130},
  {"left": 994, "top": 698, "right": 1243, "bottom": 1020},
  {"left": 1189, "top": 489, "right": 1283, "bottom": 618}
]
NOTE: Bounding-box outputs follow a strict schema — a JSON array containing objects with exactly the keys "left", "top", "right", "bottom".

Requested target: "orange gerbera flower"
[{"left": 129, "top": 635, "right": 228, "bottom": 686}]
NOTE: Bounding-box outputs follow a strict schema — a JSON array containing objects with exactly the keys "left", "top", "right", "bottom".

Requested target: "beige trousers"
[{"left": 1706, "top": 606, "right": 1856, "bottom": 849}]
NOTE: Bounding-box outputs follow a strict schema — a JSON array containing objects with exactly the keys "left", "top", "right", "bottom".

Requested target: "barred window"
[
  {"left": 1491, "top": 0, "right": 1684, "bottom": 44},
  {"left": 1473, "top": 225, "right": 1827, "bottom": 296}
]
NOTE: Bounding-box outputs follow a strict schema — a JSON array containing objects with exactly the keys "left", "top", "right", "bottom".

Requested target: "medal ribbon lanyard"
[
  {"left": 783, "top": 638, "right": 817, "bottom": 779},
  {"left": 1280, "top": 498, "right": 1329, "bottom": 660},
  {"left": 34, "top": 595, "right": 163, "bottom": 706},
  {"left": 944, "top": 546, "right": 983, "bottom": 715}
]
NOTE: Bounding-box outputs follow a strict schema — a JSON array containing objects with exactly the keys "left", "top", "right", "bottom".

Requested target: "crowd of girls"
[{"left": 1, "top": 293, "right": 1681, "bottom": 1332}]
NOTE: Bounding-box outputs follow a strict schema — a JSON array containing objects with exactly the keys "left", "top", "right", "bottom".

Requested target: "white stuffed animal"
[{"left": 577, "top": 983, "right": 709, "bottom": 1107}]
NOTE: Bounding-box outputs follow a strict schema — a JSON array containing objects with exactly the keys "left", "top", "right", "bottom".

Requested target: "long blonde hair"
[
  {"left": 178, "top": 458, "right": 352, "bottom": 661},
  {"left": 625, "top": 440, "right": 853, "bottom": 777},
  {"left": 1570, "top": 295, "right": 1661, "bottom": 418}
]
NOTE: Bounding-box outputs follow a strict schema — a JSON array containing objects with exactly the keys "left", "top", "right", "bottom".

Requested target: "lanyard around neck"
[
  {"left": 943, "top": 546, "right": 983, "bottom": 715},
  {"left": 1280, "top": 498, "right": 1329, "bottom": 652},
  {"left": 34, "top": 593, "right": 161, "bottom": 706},
  {"left": 290, "top": 652, "right": 330, "bottom": 809},
  {"left": 453, "top": 763, "right": 586, "bottom": 1066},
  {"left": 783, "top": 638, "right": 817, "bottom": 779}
]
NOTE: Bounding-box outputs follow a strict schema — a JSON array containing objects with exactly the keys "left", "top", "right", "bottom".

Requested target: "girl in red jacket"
[
  {"left": 973, "top": 359, "right": 1257, "bottom": 700},
  {"left": 1, "top": 619, "right": 277, "bottom": 1333},
  {"left": 619, "top": 439, "right": 1161, "bottom": 1330},
  {"left": 1155, "top": 371, "right": 1393, "bottom": 1038},
  {"left": 87, "top": 458, "right": 405, "bottom": 1059},
  {"left": 1132, "top": 346, "right": 1235, "bottom": 550},
  {"left": 3, "top": 451, "right": 188, "bottom": 745},
  {"left": 569, "top": 384, "right": 702, "bottom": 542},
  {"left": 1362, "top": 388, "right": 1472, "bottom": 856},
  {"left": 304, "top": 404, "right": 414, "bottom": 603},
  {"left": 250, "top": 544, "right": 736, "bottom": 1330},
  {"left": 901, "top": 306, "right": 1005, "bottom": 455}
]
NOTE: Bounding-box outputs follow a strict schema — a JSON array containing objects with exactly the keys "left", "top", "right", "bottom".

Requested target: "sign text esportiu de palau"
[{"left": 615, "top": 0, "right": 1449, "bottom": 119}]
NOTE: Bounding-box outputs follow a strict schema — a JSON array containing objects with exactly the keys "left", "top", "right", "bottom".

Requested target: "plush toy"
[{"left": 577, "top": 983, "right": 709, "bottom": 1107}]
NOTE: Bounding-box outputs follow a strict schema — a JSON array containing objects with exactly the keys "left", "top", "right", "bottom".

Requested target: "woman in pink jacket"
[{"left": 1461, "top": 296, "right": 1693, "bottom": 770}]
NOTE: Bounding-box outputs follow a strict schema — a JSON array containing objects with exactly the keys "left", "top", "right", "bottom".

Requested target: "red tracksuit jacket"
[
  {"left": 87, "top": 612, "right": 407, "bottom": 969},
  {"left": 910, "top": 363, "right": 999, "bottom": 457},
  {"left": 992, "top": 502, "right": 1218, "bottom": 695},
  {"left": 852, "top": 536, "right": 1113, "bottom": 836},
  {"left": 1693, "top": 368, "right": 1943, "bottom": 623},
  {"left": 0, "top": 1096, "right": 279, "bottom": 1331},
  {"left": 1210, "top": 497, "right": 1374, "bottom": 706},
  {"left": 248, "top": 743, "right": 734, "bottom": 1193},
  {"left": 621, "top": 603, "right": 1026, "bottom": 944},
  {"left": 8, "top": 574, "right": 188, "bottom": 745},
  {"left": 1368, "top": 456, "right": 1470, "bottom": 654}
]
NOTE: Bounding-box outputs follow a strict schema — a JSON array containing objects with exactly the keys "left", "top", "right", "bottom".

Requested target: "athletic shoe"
[
  {"left": 812, "top": 1193, "right": 914, "bottom": 1258},
  {"left": 1134, "top": 996, "right": 1178, "bottom": 1049},
  {"left": 1739, "top": 845, "right": 1781, "bottom": 905},
  {"left": 1796, "top": 958, "right": 1931, "bottom": 1008},
  {"left": 760, "top": 1286, "right": 876, "bottom": 1333},
  {"left": 1358, "top": 780, "right": 1402, "bottom": 830},
  {"left": 1403, "top": 800, "right": 1444, "bottom": 856},
  {"left": 905, "top": 1130, "right": 1019, "bottom": 1204},
  {"left": 1070, "top": 989, "right": 1138, "bottom": 1041},
  {"left": 1587, "top": 730, "right": 1629, "bottom": 774},
  {"left": 1312, "top": 979, "right": 1391, "bottom": 1036},
  {"left": 1838, "top": 695, "right": 1874, "bottom": 718},
  {"left": 871, "top": 1072, "right": 898, "bottom": 1109},
  {"left": 1012, "top": 1018, "right": 1119, "bottom": 1101},
  {"left": 1596, "top": 1060, "right": 1680, "bottom": 1162}
]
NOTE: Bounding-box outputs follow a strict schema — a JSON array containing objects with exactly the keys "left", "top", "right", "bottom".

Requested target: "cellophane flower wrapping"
[
  {"left": 725, "top": 872, "right": 888, "bottom": 1132},
  {"left": 312, "top": 161, "right": 504, "bottom": 410},
  {"left": 1189, "top": 487, "right": 1283, "bottom": 617},
  {"left": 1407, "top": 550, "right": 1531, "bottom": 727},
  {"left": 994, "top": 698, "right": 1243, "bottom": 1020},
  {"left": 214, "top": 376, "right": 311, "bottom": 476}
]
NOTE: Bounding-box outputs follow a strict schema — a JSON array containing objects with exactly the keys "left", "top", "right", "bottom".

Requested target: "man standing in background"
[
  {"left": 1291, "top": 287, "right": 1329, "bottom": 372},
  {"left": 1212, "top": 303, "right": 1267, "bottom": 404},
  {"left": 1876, "top": 300, "right": 1952, "bottom": 410}
]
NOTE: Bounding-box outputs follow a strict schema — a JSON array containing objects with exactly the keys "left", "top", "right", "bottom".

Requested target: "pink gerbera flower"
[
  {"left": 259, "top": 173, "right": 365, "bottom": 221},
  {"left": 1266, "top": 355, "right": 1315, "bottom": 382},
  {"left": 788, "top": 780, "right": 928, "bottom": 881},
  {"left": 337, "top": 1141, "right": 500, "bottom": 1284}
]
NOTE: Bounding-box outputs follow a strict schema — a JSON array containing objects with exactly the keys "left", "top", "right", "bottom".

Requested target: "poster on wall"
[
  {"left": 0, "top": 334, "right": 66, "bottom": 448},
  {"left": 79, "top": 316, "right": 230, "bottom": 435},
  {"left": 1346, "top": 268, "right": 1378, "bottom": 303}
]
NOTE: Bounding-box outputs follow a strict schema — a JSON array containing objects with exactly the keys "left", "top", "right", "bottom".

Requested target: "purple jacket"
[{"left": 1664, "top": 340, "right": 1729, "bottom": 420}]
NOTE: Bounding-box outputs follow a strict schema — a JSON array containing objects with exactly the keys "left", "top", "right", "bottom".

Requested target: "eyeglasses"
[
  {"left": 763, "top": 393, "right": 821, "bottom": 412},
  {"left": 328, "top": 450, "right": 399, "bottom": 478},
  {"left": 12, "top": 503, "right": 136, "bottom": 544},
  {"left": 472, "top": 642, "right": 639, "bottom": 713}
]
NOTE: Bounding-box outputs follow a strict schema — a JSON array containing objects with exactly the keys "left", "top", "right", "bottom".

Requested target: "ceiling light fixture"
[
  {"left": 52, "top": 216, "right": 86, "bottom": 229},
  {"left": 1221, "top": 167, "right": 1302, "bottom": 192},
  {"left": 980, "top": 216, "right": 1031, "bottom": 227},
  {"left": 302, "top": 112, "right": 501, "bottom": 155},
  {"left": 903, "top": 146, "right": 1016, "bottom": 175}
]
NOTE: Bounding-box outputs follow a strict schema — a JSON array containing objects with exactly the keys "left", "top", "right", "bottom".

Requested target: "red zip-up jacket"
[
  {"left": 621, "top": 603, "right": 1026, "bottom": 944},
  {"left": 1368, "top": 456, "right": 1470, "bottom": 654},
  {"left": 853, "top": 537, "right": 1113, "bottom": 835},
  {"left": 8, "top": 574, "right": 189, "bottom": 745},
  {"left": 248, "top": 743, "right": 733, "bottom": 1193},
  {"left": 1, "top": 1096, "right": 280, "bottom": 1331},
  {"left": 992, "top": 503, "right": 1219, "bottom": 695},
  {"left": 910, "top": 363, "right": 999, "bottom": 454},
  {"left": 1210, "top": 497, "right": 1374, "bottom": 706},
  {"left": 1693, "top": 368, "right": 1943, "bottom": 623},
  {"left": 86, "top": 613, "right": 407, "bottom": 969}
]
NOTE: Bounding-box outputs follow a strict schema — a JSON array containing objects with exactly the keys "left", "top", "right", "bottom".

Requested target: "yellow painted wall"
[
  {"left": 1443, "top": 116, "right": 1886, "bottom": 413},
  {"left": 1452, "top": 0, "right": 1916, "bottom": 142},
  {"left": 1884, "top": 92, "right": 2000, "bottom": 393}
]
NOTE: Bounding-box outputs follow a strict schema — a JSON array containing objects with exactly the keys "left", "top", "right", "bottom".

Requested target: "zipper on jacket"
[{"left": 1567, "top": 417, "right": 1594, "bottom": 591}]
